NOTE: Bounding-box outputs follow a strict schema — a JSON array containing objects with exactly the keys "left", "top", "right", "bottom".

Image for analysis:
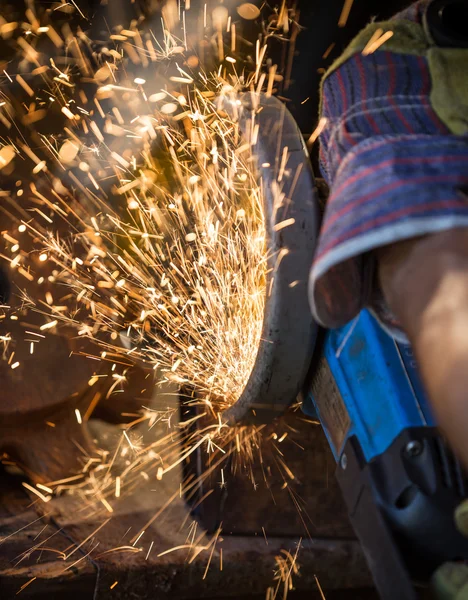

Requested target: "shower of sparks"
[
  {"left": 0, "top": 1, "right": 309, "bottom": 596},
  {"left": 0, "top": 3, "right": 277, "bottom": 420},
  {"left": 266, "top": 541, "right": 302, "bottom": 600}
]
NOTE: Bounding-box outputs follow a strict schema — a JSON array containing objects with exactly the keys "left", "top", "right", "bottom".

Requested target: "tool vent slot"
[{"left": 434, "top": 436, "right": 467, "bottom": 497}]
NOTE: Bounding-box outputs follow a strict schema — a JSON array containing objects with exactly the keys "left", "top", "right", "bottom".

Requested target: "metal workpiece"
[{"left": 221, "top": 93, "right": 320, "bottom": 425}]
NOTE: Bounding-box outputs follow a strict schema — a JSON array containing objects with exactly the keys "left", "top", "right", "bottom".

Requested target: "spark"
[
  {"left": 307, "top": 117, "right": 328, "bottom": 147},
  {"left": 22, "top": 482, "right": 51, "bottom": 503},
  {"left": 132, "top": 530, "right": 145, "bottom": 547},
  {"left": 338, "top": 0, "right": 355, "bottom": 27},
  {"left": 0, "top": 514, "right": 51, "bottom": 546},
  {"left": 202, "top": 527, "right": 222, "bottom": 579},
  {"left": 36, "top": 484, "right": 53, "bottom": 494},
  {"left": 39, "top": 320, "right": 57, "bottom": 331},
  {"left": 64, "top": 518, "right": 111, "bottom": 559},
  {"left": 146, "top": 541, "right": 155, "bottom": 560},
  {"left": 219, "top": 468, "right": 226, "bottom": 489},
  {"left": 123, "top": 431, "right": 136, "bottom": 451},
  {"left": 322, "top": 43, "right": 336, "bottom": 60},
  {"left": 274, "top": 218, "right": 296, "bottom": 232},
  {"left": 315, "top": 575, "right": 327, "bottom": 600},
  {"left": 267, "top": 541, "right": 302, "bottom": 600},
  {"left": 61, "top": 106, "right": 75, "bottom": 120},
  {"left": 44, "top": 474, "right": 84, "bottom": 486},
  {"left": 16, "top": 577, "right": 36, "bottom": 595},
  {"left": 95, "top": 546, "right": 142, "bottom": 558},
  {"left": 15, "top": 75, "right": 34, "bottom": 97},
  {"left": 362, "top": 30, "right": 394, "bottom": 56}
]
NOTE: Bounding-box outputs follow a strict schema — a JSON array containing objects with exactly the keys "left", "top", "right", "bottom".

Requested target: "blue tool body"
[
  {"left": 304, "top": 310, "right": 468, "bottom": 600},
  {"left": 305, "top": 310, "right": 435, "bottom": 463}
]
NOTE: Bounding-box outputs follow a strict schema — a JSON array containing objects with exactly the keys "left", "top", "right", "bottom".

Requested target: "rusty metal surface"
[
  {"left": 0, "top": 408, "right": 373, "bottom": 599},
  {"left": 0, "top": 332, "right": 374, "bottom": 600},
  {"left": 187, "top": 409, "right": 354, "bottom": 539},
  {"left": 0, "top": 484, "right": 370, "bottom": 600},
  {"left": 0, "top": 470, "right": 97, "bottom": 598}
]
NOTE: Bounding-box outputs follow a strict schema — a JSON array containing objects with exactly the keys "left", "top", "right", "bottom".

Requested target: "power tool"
[
  {"left": 224, "top": 37, "right": 468, "bottom": 599},
  {"left": 231, "top": 94, "right": 468, "bottom": 599},
  {"left": 304, "top": 2, "right": 468, "bottom": 597},
  {"left": 304, "top": 313, "right": 468, "bottom": 599}
]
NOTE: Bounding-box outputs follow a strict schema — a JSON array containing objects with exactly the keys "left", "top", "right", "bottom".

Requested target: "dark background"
[{"left": 289, "top": 0, "right": 413, "bottom": 135}]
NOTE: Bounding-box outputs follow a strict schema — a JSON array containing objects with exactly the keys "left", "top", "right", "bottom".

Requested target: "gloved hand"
[
  {"left": 310, "top": 0, "right": 468, "bottom": 467},
  {"left": 431, "top": 499, "right": 468, "bottom": 599},
  {"left": 432, "top": 562, "right": 468, "bottom": 600}
]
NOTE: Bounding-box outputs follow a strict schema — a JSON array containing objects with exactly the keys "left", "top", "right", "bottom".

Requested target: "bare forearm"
[{"left": 379, "top": 230, "right": 468, "bottom": 466}]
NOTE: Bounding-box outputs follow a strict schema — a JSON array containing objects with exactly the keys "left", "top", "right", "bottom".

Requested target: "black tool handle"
[{"left": 337, "top": 429, "right": 468, "bottom": 599}]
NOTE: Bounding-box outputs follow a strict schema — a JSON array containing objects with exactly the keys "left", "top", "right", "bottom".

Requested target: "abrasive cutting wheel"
[
  {"left": 0, "top": 5, "right": 319, "bottom": 485},
  {"left": 220, "top": 93, "right": 320, "bottom": 426}
]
